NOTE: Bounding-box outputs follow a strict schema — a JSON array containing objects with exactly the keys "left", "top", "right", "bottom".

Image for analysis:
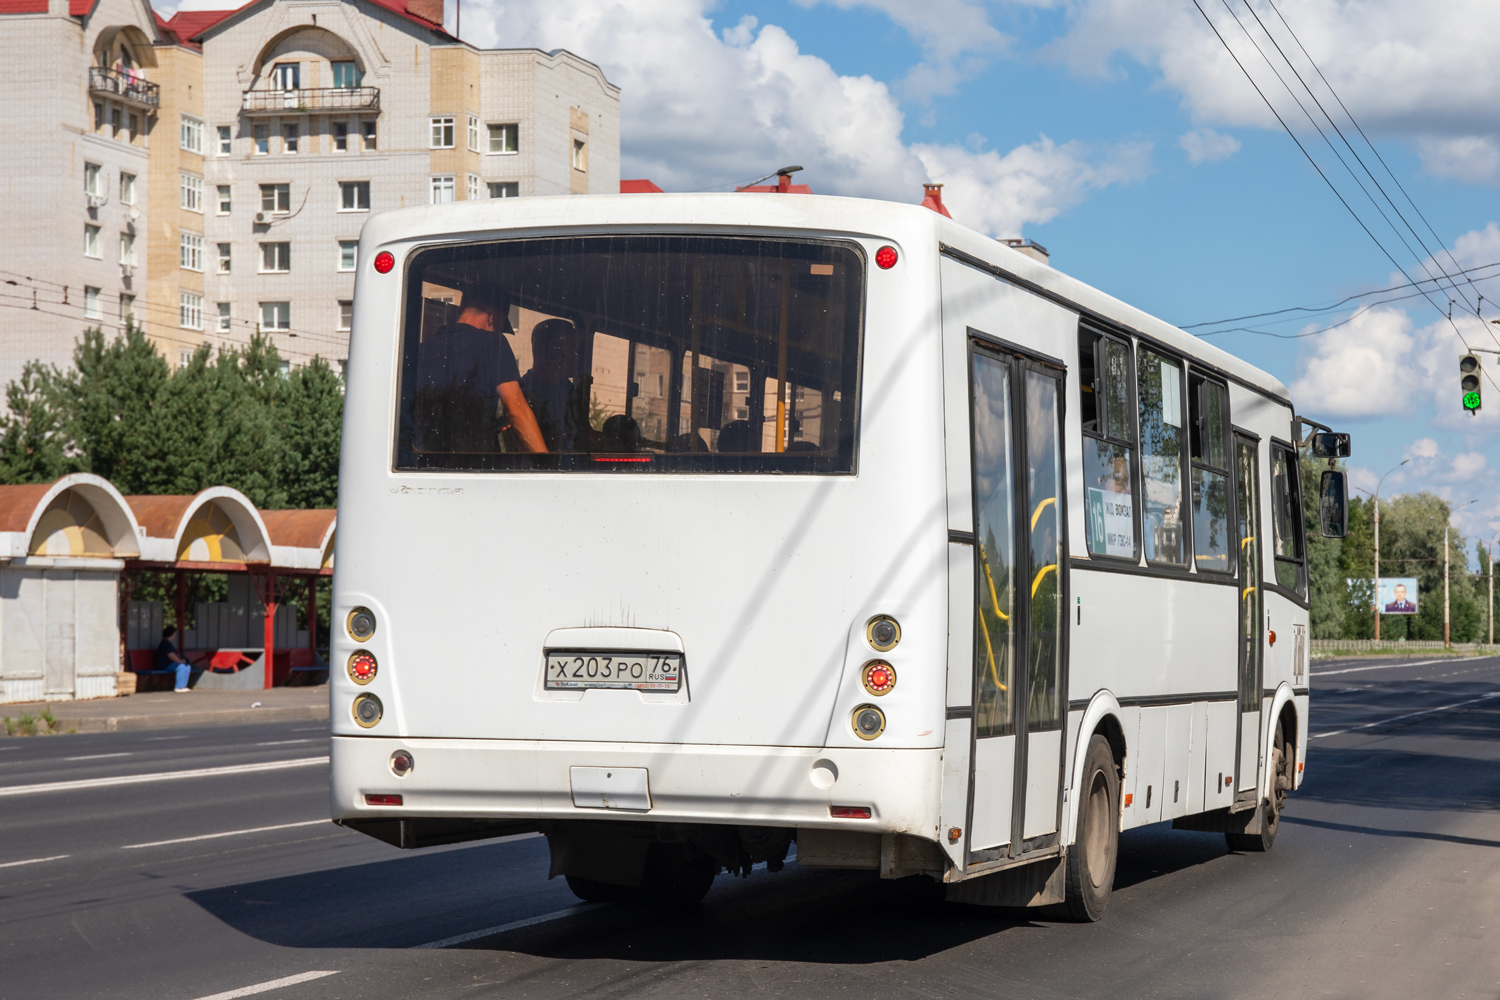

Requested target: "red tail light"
[
  {"left": 365, "top": 793, "right": 403, "bottom": 806},
  {"left": 830, "top": 805, "right": 871, "bottom": 819},
  {"left": 372, "top": 251, "right": 395, "bottom": 273}
]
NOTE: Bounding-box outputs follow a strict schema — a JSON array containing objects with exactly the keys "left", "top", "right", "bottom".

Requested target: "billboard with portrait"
[{"left": 1377, "top": 577, "right": 1419, "bottom": 615}]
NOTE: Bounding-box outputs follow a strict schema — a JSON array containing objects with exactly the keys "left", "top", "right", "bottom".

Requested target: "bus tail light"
[
  {"left": 390, "top": 750, "right": 414, "bottom": 776},
  {"left": 365, "top": 793, "right": 403, "bottom": 806},
  {"left": 373, "top": 251, "right": 395, "bottom": 273},
  {"left": 852, "top": 705, "right": 885, "bottom": 740},
  {"left": 830, "top": 805, "right": 871, "bottom": 819},
  {"left": 347, "top": 651, "right": 377, "bottom": 685},
  {"left": 861, "top": 660, "right": 896, "bottom": 696},
  {"left": 353, "top": 693, "right": 382, "bottom": 728},
  {"left": 875, "top": 246, "right": 898, "bottom": 270}
]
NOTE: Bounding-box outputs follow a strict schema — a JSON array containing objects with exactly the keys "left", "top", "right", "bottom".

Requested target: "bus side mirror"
[
  {"left": 1309, "top": 431, "right": 1351, "bottom": 458},
  {"left": 1319, "top": 470, "right": 1348, "bottom": 538}
]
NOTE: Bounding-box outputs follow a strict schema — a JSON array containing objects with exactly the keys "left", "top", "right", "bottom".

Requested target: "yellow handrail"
[
  {"left": 1030, "top": 495, "right": 1056, "bottom": 531},
  {"left": 1031, "top": 562, "right": 1057, "bottom": 597}
]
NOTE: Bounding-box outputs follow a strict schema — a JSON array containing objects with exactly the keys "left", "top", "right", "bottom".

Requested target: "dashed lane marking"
[
  {"left": 1310, "top": 656, "right": 1493, "bottom": 677},
  {"left": 414, "top": 905, "right": 590, "bottom": 949},
  {"left": 0, "top": 756, "right": 327, "bottom": 797},
  {"left": 0, "top": 854, "right": 69, "bottom": 869},
  {"left": 1311, "top": 691, "right": 1500, "bottom": 739},
  {"left": 188, "top": 970, "right": 339, "bottom": 1000},
  {"left": 123, "top": 819, "right": 329, "bottom": 849},
  {"left": 63, "top": 752, "right": 131, "bottom": 761}
]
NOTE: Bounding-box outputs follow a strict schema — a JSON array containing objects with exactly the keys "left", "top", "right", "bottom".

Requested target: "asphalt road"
[{"left": 3, "top": 656, "right": 1499, "bottom": 1000}]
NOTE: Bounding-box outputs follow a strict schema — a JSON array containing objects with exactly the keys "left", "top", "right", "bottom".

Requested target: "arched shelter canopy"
[
  {"left": 260, "top": 509, "right": 336, "bottom": 575},
  {"left": 125, "top": 487, "right": 273, "bottom": 569},
  {"left": 0, "top": 475, "right": 143, "bottom": 560}
]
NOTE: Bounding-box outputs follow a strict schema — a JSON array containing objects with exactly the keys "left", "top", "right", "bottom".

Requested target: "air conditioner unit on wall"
[{"left": 254, "top": 211, "right": 269, "bottom": 223}]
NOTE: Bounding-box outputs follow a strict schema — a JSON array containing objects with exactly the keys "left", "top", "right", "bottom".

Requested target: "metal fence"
[
  {"left": 1311, "top": 639, "right": 1500, "bottom": 656},
  {"left": 241, "top": 87, "right": 381, "bottom": 113}
]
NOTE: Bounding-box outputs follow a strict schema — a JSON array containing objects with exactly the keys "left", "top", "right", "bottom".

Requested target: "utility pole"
[
  {"left": 1489, "top": 530, "right": 1499, "bottom": 648},
  {"left": 1445, "top": 499, "right": 1480, "bottom": 648},
  {"left": 1370, "top": 460, "right": 1408, "bottom": 641}
]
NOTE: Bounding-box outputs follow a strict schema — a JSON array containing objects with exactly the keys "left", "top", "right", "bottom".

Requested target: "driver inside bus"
[{"left": 413, "top": 291, "right": 547, "bottom": 454}]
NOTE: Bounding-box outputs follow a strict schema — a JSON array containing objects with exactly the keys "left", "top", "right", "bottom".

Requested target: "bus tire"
[
  {"left": 1060, "top": 734, "right": 1119, "bottom": 922},
  {"left": 636, "top": 843, "right": 718, "bottom": 907},
  {"left": 1226, "top": 724, "right": 1287, "bottom": 853},
  {"left": 564, "top": 874, "right": 636, "bottom": 903}
]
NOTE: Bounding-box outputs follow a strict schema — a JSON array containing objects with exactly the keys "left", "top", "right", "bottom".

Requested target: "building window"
[
  {"left": 733, "top": 369, "right": 750, "bottom": 393},
  {"left": 111, "top": 108, "right": 121, "bottom": 138},
  {"left": 94, "top": 102, "right": 104, "bottom": 132},
  {"left": 283, "top": 123, "right": 299, "bottom": 154},
  {"left": 260, "top": 242, "right": 291, "bottom": 273},
  {"left": 338, "top": 300, "right": 352, "bottom": 331},
  {"left": 333, "top": 122, "right": 348, "bottom": 151},
  {"left": 260, "top": 301, "right": 290, "bottom": 331},
  {"left": 84, "top": 286, "right": 100, "bottom": 319},
  {"left": 572, "top": 138, "right": 587, "bottom": 171},
  {"left": 85, "top": 224, "right": 100, "bottom": 258},
  {"left": 217, "top": 302, "right": 231, "bottom": 331},
  {"left": 84, "top": 162, "right": 101, "bottom": 196},
  {"left": 119, "top": 232, "right": 135, "bottom": 266},
  {"left": 338, "top": 241, "right": 358, "bottom": 271},
  {"left": 180, "top": 292, "right": 203, "bottom": 330},
  {"left": 488, "top": 181, "right": 519, "bottom": 199},
  {"left": 218, "top": 125, "right": 232, "bottom": 155},
  {"left": 488, "top": 123, "right": 518, "bottom": 153},
  {"left": 339, "top": 181, "right": 370, "bottom": 211},
  {"left": 260, "top": 184, "right": 291, "bottom": 214},
  {"left": 179, "top": 348, "right": 193, "bottom": 369},
  {"left": 180, "top": 232, "right": 204, "bottom": 272},
  {"left": 467, "top": 115, "right": 480, "bottom": 152},
  {"left": 127, "top": 114, "right": 137, "bottom": 141},
  {"left": 180, "top": 115, "right": 203, "bottom": 153},
  {"left": 430, "top": 175, "right": 455, "bottom": 204},
  {"left": 121, "top": 173, "right": 136, "bottom": 205},
  {"left": 180, "top": 172, "right": 203, "bottom": 212},
  {"left": 271, "top": 63, "right": 300, "bottom": 90},
  {"left": 253, "top": 124, "right": 269, "bottom": 155},
  {"left": 217, "top": 185, "right": 231, "bottom": 214},
  {"left": 430, "top": 116, "right": 455, "bottom": 149},
  {"left": 332, "top": 61, "right": 362, "bottom": 88},
  {"left": 217, "top": 243, "right": 232, "bottom": 274},
  {"left": 361, "top": 120, "right": 377, "bottom": 151},
  {"left": 467, "top": 174, "right": 479, "bottom": 201},
  {"left": 120, "top": 293, "right": 135, "bottom": 323}
]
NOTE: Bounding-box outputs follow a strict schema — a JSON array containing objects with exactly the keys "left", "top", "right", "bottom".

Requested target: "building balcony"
[
  {"left": 241, "top": 87, "right": 381, "bottom": 116},
  {"left": 88, "top": 67, "right": 160, "bottom": 110}
]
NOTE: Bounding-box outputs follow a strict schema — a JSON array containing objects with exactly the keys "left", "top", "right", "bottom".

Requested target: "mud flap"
[
  {"left": 944, "top": 853, "right": 1066, "bottom": 907},
  {"left": 547, "top": 823, "right": 651, "bottom": 887},
  {"left": 1172, "top": 804, "right": 1264, "bottom": 835}
]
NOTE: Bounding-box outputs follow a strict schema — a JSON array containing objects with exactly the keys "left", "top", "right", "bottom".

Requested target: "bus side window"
[
  {"left": 1188, "top": 373, "right": 1232, "bottom": 573},
  {"left": 1137, "top": 348, "right": 1188, "bottom": 566},
  {"left": 1269, "top": 443, "right": 1306, "bottom": 595},
  {"left": 1078, "top": 327, "right": 1137, "bottom": 560}
]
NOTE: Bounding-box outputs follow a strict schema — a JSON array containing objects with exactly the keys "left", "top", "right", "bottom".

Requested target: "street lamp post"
[
  {"left": 1445, "top": 499, "right": 1480, "bottom": 648},
  {"left": 1371, "top": 460, "right": 1409, "bottom": 641},
  {"left": 1489, "top": 529, "right": 1499, "bottom": 648}
]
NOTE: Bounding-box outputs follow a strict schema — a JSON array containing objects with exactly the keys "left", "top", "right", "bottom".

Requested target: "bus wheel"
[
  {"left": 564, "top": 875, "right": 636, "bottom": 903},
  {"left": 1227, "top": 725, "right": 1286, "bottom": 853},
  {"left": 1060, "top": 734, "right": 1119, "bottom": 922},
  {"left": 636, "top": 843, "right": 718, "bottom": 907}
]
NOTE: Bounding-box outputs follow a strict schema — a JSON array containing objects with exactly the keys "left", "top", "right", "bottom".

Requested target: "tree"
[
  {"left": 0, "top": 360, "right": 77, "bottom": 484},
  {"left": 55, "top": 323, "right": 170, "bottom": 492},
  {"left": 277, "top": 356, "right": 343, "bottom": 509}
]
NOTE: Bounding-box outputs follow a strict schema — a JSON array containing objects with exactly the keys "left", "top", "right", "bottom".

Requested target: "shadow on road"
[{"left": 185, "top": 824, "right": 1233, "bottom": 961}]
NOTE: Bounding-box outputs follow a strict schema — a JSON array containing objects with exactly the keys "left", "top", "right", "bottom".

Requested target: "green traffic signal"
[
  {"left": 1464, "top": 389, "right": 1482, "bottom": 411},
  {"left": 1460, "top": 354, "right": 1482, "bottom": 412}
]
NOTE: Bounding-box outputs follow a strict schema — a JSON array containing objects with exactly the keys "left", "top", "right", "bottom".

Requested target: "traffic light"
[{"left": 1461, "top": 353, "right": 1482, "bottom": 412}]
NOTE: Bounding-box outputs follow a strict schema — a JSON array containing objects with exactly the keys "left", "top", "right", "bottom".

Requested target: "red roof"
[
  {"left": 0, "top": 0, "right": 48, "bottom": 14},
  {"left": 68, "top": 0, "right": 94, "bottom": 14},
  {"left": 171, "top": 0, "right": 450, "bottom": 42},
  {"left": 620, "top": 179, "right": 664, "bottom": 193}
]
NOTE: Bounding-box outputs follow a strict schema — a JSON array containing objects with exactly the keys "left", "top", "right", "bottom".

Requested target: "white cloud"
[
  {"left": 1409, "top": 437, "right": 1440, "bottom": 460},
  {"left": 457, "top": 0, "right": 1147, "bottom": 236},
  {"left": 1452, "top": 452, "right": 1489, "bottom": 480},
  {"left": 1178, "top": 128, "right": 1241, "bottom": 164},
  {"left": 1045, "top": 0, "right": 1500, "bottom": 182},
  {"left": 1288, "top": 306, "right": 1415, "bottom": 419}
]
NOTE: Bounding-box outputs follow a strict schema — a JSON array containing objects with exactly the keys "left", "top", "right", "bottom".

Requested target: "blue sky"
[{"left": 450, "top": 0, "right": 1500, "bottom": 555}]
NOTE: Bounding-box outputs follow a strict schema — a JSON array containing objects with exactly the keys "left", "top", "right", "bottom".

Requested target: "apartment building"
[{"left": 0, "top": 0, "right": 619, "bottom": 385}]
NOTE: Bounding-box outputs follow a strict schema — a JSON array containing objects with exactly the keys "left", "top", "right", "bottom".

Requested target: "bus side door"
[{"left": 1233, "top": 431, "right": 1264, "bottom": 800}]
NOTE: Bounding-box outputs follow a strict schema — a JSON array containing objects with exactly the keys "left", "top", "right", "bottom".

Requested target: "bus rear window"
[{"left": 395, "top": 235, "right": 864, "bottom": 473}]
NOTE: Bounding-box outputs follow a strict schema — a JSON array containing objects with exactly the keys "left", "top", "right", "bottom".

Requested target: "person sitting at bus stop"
[
  {"left": 413, "top": 292, "right": 547, "bottom": 454},
  {"left": 156, "top": 626, "right": 194, "bottom": 693},
  {"left": 520, "top": 319, "right": 588, "bottom": 451}
]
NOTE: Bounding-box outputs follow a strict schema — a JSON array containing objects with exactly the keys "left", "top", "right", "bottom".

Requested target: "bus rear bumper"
[{"left": 330, "top": 736, "right": 942, "bottom": 837}]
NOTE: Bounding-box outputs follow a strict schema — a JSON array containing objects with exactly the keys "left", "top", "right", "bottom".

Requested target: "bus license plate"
[{"left": 544, "top": 651, "right": 682, "bottom": 691}]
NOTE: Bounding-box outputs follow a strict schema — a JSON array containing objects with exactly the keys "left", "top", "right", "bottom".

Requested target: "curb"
[{"left": 25, "top": 704, "right": 329, "bottom": 735}]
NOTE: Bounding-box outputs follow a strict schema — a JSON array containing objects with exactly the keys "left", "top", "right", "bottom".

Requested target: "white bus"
[{"left": 329, "top": 194, "right": 1350, "bottom": 920}]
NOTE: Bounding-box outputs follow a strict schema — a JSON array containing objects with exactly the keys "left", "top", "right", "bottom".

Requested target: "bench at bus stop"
[{"left": 128, "top": 648, "right": 327, "bottom": 692}]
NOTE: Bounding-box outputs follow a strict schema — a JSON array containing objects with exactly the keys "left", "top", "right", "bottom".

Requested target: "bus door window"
[
  {"left": 1023, "top": 370, "right": 1063, "bottom": 734},
  {"left": 1189, "top": 374, "right": 1233, "bottom": 573},
  {"left": 1078, "top": 328, "right": 1137, "bottom": 561},
  {"left": 1269, "top": 443, "right": 1306, "bottom": 595},
  {"left": 1234, "top": 434, "right": 1263, "bottom": 792},
  {"left": 1137, "top": 349, "right": 1188, "bottom": 565},
  {"left": 971, "top": 353, "right": 1016, "bottom": 741}
]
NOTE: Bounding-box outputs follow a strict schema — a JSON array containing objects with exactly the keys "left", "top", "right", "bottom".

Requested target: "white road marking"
[
  {"left": 255, "top": 739, "right": 316, "bottom": 746},
  {"left": 188, "top": 970, "right": 339, "bottom": 1000},
  {"left": 414, "top": 905, "right": 589, "bottom": 949},
  {"left": 1311, "top": 691, "right": 1500, "bottom": 739},
  {"left": 123, "top": 819, "right": 329, "bottom": 850},
  {"left": 0, "top": 854, "right": 69, "bottom": 869},
  {"left": 0, "top": 755, "right": 328, "bottom": 797},
  {"left": 1310, "top": 656, "right": 1491, "bottom": 677},
  {"left": 145, "top": 735, "right": 187, "bottom": 741},
  {"left": 63, "top": 752, "right": 131, "bottom": 761}
]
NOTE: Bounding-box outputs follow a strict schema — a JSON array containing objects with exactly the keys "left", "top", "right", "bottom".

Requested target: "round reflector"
[
  {"left": 347, "top": 607, "right": 376, "bottom": 642},
  {"left": 861, "top": 660, "right": 896, "bottom": 696},
  {"left": 353, "top": 693, "right": 383, "bottom": 728},
  {"left": 852, "top": 704, "right": 886, "bottom": 740},
  {"left": 373, "top": 250, "right": 395, "bottom": 274},
  {"left": 390, "top": 750, "right": 414, "bottom": 776},
  {"left": 875, "top": 246, "right": 898, "bottom": 270},
  {"left": 866, "top": 615, "right": 901, "bottom": 651},
  {"left": 347, "top": 650, "right": 378, "bottom": 685}
]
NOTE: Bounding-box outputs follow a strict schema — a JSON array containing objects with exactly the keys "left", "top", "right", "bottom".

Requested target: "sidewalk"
[{"left": 1, "top": 686, "right": 329, "bottom": 735}]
